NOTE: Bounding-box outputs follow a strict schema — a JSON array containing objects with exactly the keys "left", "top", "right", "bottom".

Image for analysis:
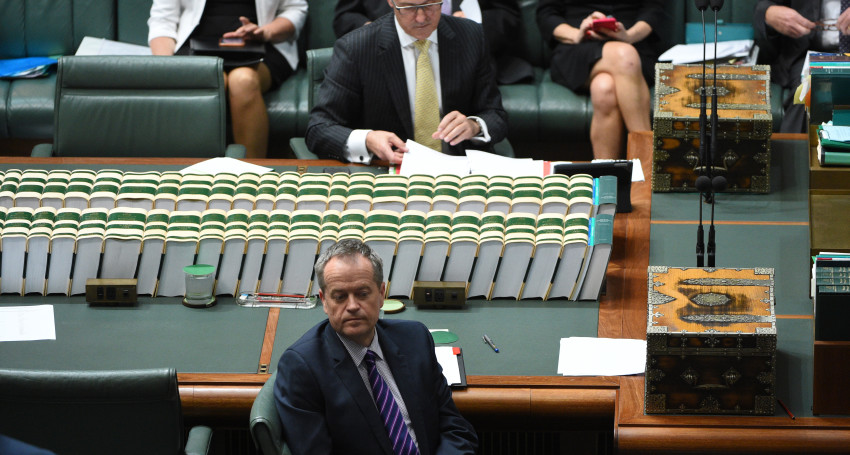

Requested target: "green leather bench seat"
[{"left": 0, "top": 0, "right": 117, "bottom": 140}]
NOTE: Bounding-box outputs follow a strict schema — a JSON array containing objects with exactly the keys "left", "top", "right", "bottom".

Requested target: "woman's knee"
[
  {"left": 602, "top": 42, "right": 642, "bottom": 76},
  {"left": 226, "top": 67, "right": 262, "bottom": 98},
  {"left": 589, "top": 73, "right": 617, "bottom": 111}
]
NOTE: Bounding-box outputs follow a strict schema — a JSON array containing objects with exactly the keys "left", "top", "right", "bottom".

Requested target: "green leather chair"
[
  {"left": 31, "top": 55, "right": 246, "bottom": 158},
  {"left": 249, "top": 371, "right": 292, "bottom": 455},
  {"left": 0, "top": 368, "right": 212, "bottom": 455}
]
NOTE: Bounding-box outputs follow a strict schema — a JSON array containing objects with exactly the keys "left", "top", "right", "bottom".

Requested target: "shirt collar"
[
  {"left": 337, "top": 328, "right": 384, "bottom": 366},
  {"left": 393, "top": 14, "right": 439, "bottom": 49}
]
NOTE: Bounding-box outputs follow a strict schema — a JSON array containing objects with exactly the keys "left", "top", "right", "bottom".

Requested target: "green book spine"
[
  {"left": 822, "top": 151, "right": 850, "bottom": 166},
  {"left": 818, "top": 284, "right": 850, "bottom": 293}
]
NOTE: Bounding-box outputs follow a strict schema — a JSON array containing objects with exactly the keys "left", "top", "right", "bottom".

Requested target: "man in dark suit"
[
  {"left": 333, "top": 0, "right": 532, "bottom": 85},
  {"left": 306, "top": 0, "right": 508, "bottom": 163},
  {"left": 754, "top": 0, "right": 850, "bottom": 132},
  {"left": 274, "top": 239, "right": 477, "bottom": 454}
]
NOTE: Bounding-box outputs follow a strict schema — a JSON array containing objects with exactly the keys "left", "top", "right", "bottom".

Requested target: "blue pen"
[{"left": 483, "top": 334, "right": 499, "bottom": 353}]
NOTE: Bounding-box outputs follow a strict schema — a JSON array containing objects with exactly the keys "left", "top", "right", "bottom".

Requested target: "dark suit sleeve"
[
  {"left": 753, "top": 1, "right": 786, "bottom": 64},
  {"left": 274, "top": 349, "right": 333, "bottom": 455},
  {"left": 480, "top": 0, "right": 522, "bottom": 55},
  {"left": 536, "top": 0, "right": 567, "bottom": 45},
  {"left": 305, "top": 36, "right": 362, "bottom": 161},
  {"left": 334, "top": 0, "right": 390, "bottom": 38},
  {"left": 634, "top": 0, "right": 665, "bottom": 33}
]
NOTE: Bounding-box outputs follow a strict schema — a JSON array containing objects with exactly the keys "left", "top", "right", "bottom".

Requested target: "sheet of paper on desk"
[
  {"left": 75, "top": 36, "right": 152, "bottom": 56},
  {"left": 0, "top": 305, "right": 56, "bottom": 342},
  {"left": 820, "top": 124, "right": 850, "bottom": 142},
  {"left": 180, "top": 157, "right": 273, "bottom": 175},
  {"left": 659, "top": 40, "right": 753, "bottom": 65},
  {"left": 399, "top": 141, "right": 470, "bottom": 176},
  {"left": 435, "top": 346, "right": 462, "bottom": 385},
  {"left": 557, "top": 337, "right": 646, "bottom": 376},
  {"left": 466, "top": 150, "right": 544, "bottom": 177}
]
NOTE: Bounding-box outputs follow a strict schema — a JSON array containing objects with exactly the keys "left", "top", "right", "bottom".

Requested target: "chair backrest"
[
  {"left": 52, "top": 55, "right": 229, "bottom": 157},
  {"left": 0, "top": 368, "right": 184, "bottom": 455},
  {"left": 250, "top": 371, "right": 292, "bottom": 455},
  {"left": 0, "top": 0, "right": 116, "bottom": 59}
]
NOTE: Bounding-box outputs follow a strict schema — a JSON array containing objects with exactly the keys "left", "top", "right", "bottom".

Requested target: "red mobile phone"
[
  {"left": 219, "top": 37, "right": 245, "bottom": 47},
  {"left": 591, "top": 17, "right": 618, "bottom": 32}
]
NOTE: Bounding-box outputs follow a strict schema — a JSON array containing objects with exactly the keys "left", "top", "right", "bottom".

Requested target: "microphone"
[
  {"left": 695, "top": 175, "right": 711, "bottom": 267},
  {"left": 704, "top": 0, "right": 725, "bottom": 267},
  {"left": 706, "top": 175, "right": 727, "bottom": 267},
  {"left": 694, "top": 0, "right": 709, "bottom": 267},
  {"left": 707, "top": 0, "right": 723, "bottom": 202}
]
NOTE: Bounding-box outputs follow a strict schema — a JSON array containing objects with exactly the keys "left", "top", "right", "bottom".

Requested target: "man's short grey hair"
[{"left": 314, "top": 239, "right": 384, "bottom": 291}]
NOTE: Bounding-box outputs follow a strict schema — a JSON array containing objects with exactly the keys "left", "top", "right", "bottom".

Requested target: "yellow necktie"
[{"left": 413, "top": 40, "right": 442, "bottom": 151}]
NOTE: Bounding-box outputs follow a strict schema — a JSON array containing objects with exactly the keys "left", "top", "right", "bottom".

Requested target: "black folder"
[{"left": 189, "top": 38, "right": 265, "bottom": 69}]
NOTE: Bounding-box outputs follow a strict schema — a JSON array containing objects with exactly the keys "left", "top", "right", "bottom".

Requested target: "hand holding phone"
[{"left": 591, "top": 17, "right": 618, "bottom": 32}]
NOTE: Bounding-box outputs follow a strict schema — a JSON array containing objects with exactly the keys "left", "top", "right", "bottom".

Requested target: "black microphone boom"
[
  {"left": 706, "top": 0, "right": 725, "bottom": 267},
  {"left": 694, "top": 0, "right": 709, "bottom": 268}
]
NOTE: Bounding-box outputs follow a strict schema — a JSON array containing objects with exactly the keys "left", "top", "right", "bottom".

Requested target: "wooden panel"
[{"left": 813, "top": 341, "right": 850, "bottom": 415}]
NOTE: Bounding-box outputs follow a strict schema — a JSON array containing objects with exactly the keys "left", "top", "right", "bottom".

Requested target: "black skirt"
[{"left": 548, "top": 39, "right": 657, "bottom": 92}]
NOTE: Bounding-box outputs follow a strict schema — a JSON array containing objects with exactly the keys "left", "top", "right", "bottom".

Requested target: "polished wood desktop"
[{"left": 2, "top": 133, "right": 849, "bottom": 453}]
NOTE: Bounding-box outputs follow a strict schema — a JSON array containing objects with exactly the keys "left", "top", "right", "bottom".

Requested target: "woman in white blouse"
[{"left": 148, "top": 0, "right": 308, "bottom": 158}]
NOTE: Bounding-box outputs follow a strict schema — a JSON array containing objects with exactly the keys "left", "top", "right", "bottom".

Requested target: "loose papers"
[
  {"left": 557, "top": 337, "right": 646, "bottom": 376},
  {"left": 0, "top": 305, "right": 56, "bottom": 342}
]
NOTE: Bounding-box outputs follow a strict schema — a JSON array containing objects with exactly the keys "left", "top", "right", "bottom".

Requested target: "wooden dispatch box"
[
  {"left": 645, "top": 266, "right": 777, "bottom": 415},
  {"left": 652, "top": 63, "right": 772, "bottom": 193}
]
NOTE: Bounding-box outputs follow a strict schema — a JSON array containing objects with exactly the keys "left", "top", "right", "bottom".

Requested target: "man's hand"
[
  {"left": 839, "top": 7, "right": 850, "bottom": 36},
  {"left": 366, "top": 130, "right": 407, "bottom": 163},
  {"left": 433, "top": 111, "right": 480, "bottom": 146},
  {"left": 765, "top": 5, "right": 815, "bottom": 38}
]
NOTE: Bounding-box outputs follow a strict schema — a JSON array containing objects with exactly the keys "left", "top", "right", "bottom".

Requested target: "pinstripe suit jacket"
[{"left": 305, "top": 13, "right": 508, "bottom": 161}]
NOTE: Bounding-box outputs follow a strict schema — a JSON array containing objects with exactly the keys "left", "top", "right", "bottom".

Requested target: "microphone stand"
[
  {"left": 695, "top": 0, "right": 709, "bottom": 267},
  {"left": 706, "top": 0, "right": 725, "bottom": 267}
]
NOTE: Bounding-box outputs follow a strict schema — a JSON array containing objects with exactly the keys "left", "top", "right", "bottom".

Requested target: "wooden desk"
[
  {"left": 0, "top": 156, "right": 626, "bottom": 430},
  {"left": 615, "top": 132, "right": 850, "bottom": 454},
  {"left": 5, "top": 136, "right": 849, "bottom": 452}
]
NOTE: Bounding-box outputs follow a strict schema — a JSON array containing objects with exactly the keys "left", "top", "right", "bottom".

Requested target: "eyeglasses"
[
  {"left": 390, "top": 0, "right": 444, "bottom": 17},
  {"left": 817, "top": 19, "right": 838, "bottom": 31}
]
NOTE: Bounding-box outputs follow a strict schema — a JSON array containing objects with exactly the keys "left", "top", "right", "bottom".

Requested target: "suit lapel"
[
  {"left": 379, "top": 327, "right": 431, "bottom": 455},
  {"left": 437, "top": 17, "right": 458, "bottom": 115},
  {"left": 378, "top": 16, "right": 414, "bottom": 139},
  {"left": 324, "top": 327, "right": 394, "bottom": 455}
]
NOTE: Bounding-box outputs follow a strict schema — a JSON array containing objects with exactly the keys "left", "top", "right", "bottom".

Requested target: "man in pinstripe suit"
[{"left": 305, "top": 0, "right": 508, "bottom": 164}]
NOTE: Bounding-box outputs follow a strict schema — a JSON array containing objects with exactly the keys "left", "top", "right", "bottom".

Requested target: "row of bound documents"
[{"left": 0, "top": 170, "right": 617, "bottom": 302}]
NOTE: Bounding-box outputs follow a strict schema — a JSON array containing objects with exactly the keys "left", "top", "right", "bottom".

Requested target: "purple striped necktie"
[{"left": 364, "top": 350, "right": 420, "bottom": 455}]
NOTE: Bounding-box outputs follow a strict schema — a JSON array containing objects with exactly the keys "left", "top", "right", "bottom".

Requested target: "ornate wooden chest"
[
  {"left": 645, "top": 266, "right": 777, "bottom": 415},
  {"left": 653, "top": 63, "right": 772, "bottom": 193}
]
